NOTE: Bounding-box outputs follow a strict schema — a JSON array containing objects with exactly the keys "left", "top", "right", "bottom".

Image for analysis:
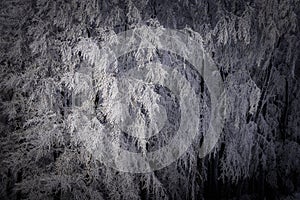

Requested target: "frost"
[{"left": 0, "top": 0, "right": 299, "bottom": 199}]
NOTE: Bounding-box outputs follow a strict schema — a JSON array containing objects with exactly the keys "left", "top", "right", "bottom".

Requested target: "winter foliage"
[{"left": 0, "top": 0, "right": 300, "bottom": 199}]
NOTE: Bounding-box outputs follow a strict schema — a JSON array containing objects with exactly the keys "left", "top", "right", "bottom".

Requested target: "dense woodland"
[{"left": 0, "top": 0, "right": 300, "bottom": 199}]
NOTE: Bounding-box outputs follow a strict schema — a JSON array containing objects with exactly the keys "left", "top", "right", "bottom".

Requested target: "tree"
[{"left": 0, "top": 0, "right": 299, "bottom": 199}]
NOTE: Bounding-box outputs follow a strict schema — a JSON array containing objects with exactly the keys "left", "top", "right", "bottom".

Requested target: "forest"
[{"left": 0, "top": 0, "right": 300, "bottom": 199}]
